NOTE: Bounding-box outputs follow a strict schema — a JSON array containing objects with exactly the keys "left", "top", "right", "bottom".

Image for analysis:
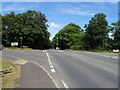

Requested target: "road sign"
[
  {"left": 56, "top": 43, "right": 58, "bottom": 45},
  {"left": 11, "top": 42, "right": 18, "bottom": 46}
]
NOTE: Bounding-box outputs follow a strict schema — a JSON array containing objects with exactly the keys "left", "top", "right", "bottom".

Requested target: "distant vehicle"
[
  {"left": 0, "top": 45, "right": 3, "bottom": 50},
  {"left": 113, "top": 49, "right": 119, "bottom": 53}
]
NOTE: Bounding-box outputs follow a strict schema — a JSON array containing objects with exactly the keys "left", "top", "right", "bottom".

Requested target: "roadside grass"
[
  {"left": 4, "top": 47, "right": 33, "bottom": 50},
  {"left": 65, "top": 49, "right": 119, "bottom": 53},
  {"left": 0, "top": 59, "right": 20, "bottom": 88}
]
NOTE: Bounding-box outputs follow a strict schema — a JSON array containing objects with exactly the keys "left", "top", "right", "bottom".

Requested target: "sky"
[
  {"left": 2, "top": 0, "right": 120, "bottom": 2},
  {"left": 1, "top": 2, "right": 119, "bottom": 40}
]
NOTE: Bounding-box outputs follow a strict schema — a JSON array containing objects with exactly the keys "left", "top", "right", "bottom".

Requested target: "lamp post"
[
  {"left": 20, "top": 37, "right": 22, "bottom": 48},
  {"left": 56, "top": 37, "right": 59, "bottom": 50}
]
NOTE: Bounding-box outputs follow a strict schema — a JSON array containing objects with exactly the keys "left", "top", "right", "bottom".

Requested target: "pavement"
[
  {"left": 17, "top": 62, "right": 56, "bottom": 88},
  {"left": 2, "top": 50, "right": 57, "bottom": 88},
  {"left": 2, "top": 49, "right": 119, "bottom": 88}
]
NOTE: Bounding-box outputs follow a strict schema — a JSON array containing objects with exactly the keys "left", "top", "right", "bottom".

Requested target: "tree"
[
  {"left": 111, "top": 21, "right": 120, "bottom": 49},
  {"left": 84, "top": 13, "right": 109, "bottom": 50},
  {"left": 2, "top": 10, "right": 51, "bottom": 49},
  {"left": 2, "top": 12, "right": 17, "bottom": 47},
  {"left": 0, "top": 14, "right": 2, "bottom": 45},
  {"left": 53, "top": 23, "right": 85, "bottom": 50}
]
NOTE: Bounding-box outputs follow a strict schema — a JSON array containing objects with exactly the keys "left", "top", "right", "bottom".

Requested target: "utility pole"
[
  {"left": 56, "top": 37, "right": 59, "bottom": 50},
  {"left": 20, "top": 37, "right": 22, "bottom": 48}
]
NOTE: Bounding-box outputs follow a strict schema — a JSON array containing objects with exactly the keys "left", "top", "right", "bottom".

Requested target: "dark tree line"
[
  {"left": 1, "top": 11, "right": 120, "bottom": 50},
  {"left": 2, "top": 10, "right": 51, "bottom": 49},
  {"left": 53, "top": 13, "right": 120, "bottom": 50}
]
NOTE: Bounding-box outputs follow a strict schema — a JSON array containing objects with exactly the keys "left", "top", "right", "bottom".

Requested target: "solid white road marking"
[
  {"left": 101, "top": 66, "right": 117, "bottom": 75},
  {"left": 83, "top": 51, "right": 118, "bottom": 59},
  {"left": 4, "top": 50, "right": 59, "bottom": 87},
  {"left": 32, "top": 62, "right": 59, "bottom": 88},
  {"left": 112, "top": 56, "right": 118, "bottom": 59},
  {"left": 106, "top": 56, "right": 110, "bottom": 57},
  {"left": 53, "top": 50, "right": 64, "bottom": 52},
  {"left": 62, "top": 80, "right": 69, "bottom": 88}
]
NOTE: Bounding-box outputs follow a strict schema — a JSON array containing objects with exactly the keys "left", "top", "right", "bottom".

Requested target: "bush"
[{"left": 70, "top": 45, "right": 83, "bottom": 50}]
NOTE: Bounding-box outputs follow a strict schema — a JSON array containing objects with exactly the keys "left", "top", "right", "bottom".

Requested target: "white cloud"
[
  {"left": 56, "top": 5, "right": 94, "bottom": 16},
  {"left": 60, "top": 7, "right": 94, "bottom": 16},
  {"left": 48, "top": 22, "right": 61, "bottom": 28},
  {"left": 56, "top": 2, "right": 118, "bottom": 16},
  {"left": 2, "top": 3, "right": 27, "bottom": 11},
  {"left": 3, "top": 7, "right": 26, "bottom": 11}
]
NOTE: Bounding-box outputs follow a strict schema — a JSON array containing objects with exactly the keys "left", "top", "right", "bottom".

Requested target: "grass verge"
[
  {"left": 0, "top": 59, "right": 20, "bottom": 88},
  {"left": 4, "top": 47, "right": 33, "bottom": 50}
]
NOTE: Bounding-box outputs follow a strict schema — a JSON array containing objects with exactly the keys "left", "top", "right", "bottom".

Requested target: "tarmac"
[{"left": 17, "top": 62, "right": 56, "bottom": 88}]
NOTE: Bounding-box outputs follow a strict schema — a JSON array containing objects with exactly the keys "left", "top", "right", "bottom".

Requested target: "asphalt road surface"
[{"left": 2, "top": 49, "right": 118, "bottom": 88}]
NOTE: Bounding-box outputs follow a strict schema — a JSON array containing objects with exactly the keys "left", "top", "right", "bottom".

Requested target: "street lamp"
[
  {"left": 20, "top": 37, "right": 22, "bottom": 48},
  {"left": 56, "top": 37, "right": 59, "bottom": 50}
]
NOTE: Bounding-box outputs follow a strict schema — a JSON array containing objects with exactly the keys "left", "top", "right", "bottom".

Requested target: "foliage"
[
  {"left": 84, "top": 13, "right": 109, "bottom": 50},
  {"left": 111, "top": 21, "right": 120, "bottom": 49},
  {"left": 2, "top": 10, "right": 51, "bottom": 49},
  {"left": 2, "top": 11, "right": 120, "bottom": 51},
  {"left": 70, "top": 45, "right": 82, "bottom": 50},
  {"left": 52, "top": 23, "right": 85, "bottom": 50}
]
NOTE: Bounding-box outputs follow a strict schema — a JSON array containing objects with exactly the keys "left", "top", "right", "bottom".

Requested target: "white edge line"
[
  {"left": 112, "top": 56, "right": 118, "bottom": 59},
  {"left": 31, "top": 62, "right": 59, "bottom": 88},
  {"left": 101, "top": 66, "right": 118, "bottom": 75},
  {"left": 3, "top": 52, "right": 59, "bottom": 87}
]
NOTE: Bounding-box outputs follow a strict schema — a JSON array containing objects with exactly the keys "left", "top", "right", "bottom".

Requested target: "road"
[{"left": 2, "top": 49, "right": 118, "bottom": 88}]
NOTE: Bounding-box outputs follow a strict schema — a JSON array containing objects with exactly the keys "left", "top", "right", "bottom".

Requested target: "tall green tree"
[
  {"left": 2, "top": 12, "right": 17, "bottom": 46},
  {"left": 84, "top": 13, "right": 109, "bottom": 50},
  {"left": 0, "top": 14, "right": 2, "bottom": 45},
  {"left": 53, "top": 23, "right": 85, "bottom": 50},
  {"left": 112, "top": 21, "right": 120, "bottom": 49},
  {"left": 2, "top": 10, "right": 51, "bottom": 49}
]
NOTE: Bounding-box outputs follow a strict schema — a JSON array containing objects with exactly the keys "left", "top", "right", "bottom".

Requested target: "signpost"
[
  {"left": 20, "top": 37, "right": 22, "bottom": 48},
  {"left": 56, "top": 43, "right": 59, "bottom": 50},
  {"left": 11, "top": 42, "right": 18, "bottom": 46},
  {"left": 56, "top": 43, "right": 58, "bottom": 46}
]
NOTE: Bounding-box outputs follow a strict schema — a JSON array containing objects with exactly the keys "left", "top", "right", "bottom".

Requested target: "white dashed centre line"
[
  {"left": 44, "top": 50, "right": 56, "bottom": 73},
  {"left": 44, "top": 50, "right": 70, "bottom": 88},
  {"left": 51, "top": 69, "right": 56, "bottom": 73},
  {"left": 62, "top": 80, "right": 69, "bottom": 88}
]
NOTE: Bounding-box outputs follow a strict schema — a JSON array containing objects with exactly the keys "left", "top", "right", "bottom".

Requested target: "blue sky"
[{"left": 2, "top": 2, "right": 118, "bottom": 40}]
